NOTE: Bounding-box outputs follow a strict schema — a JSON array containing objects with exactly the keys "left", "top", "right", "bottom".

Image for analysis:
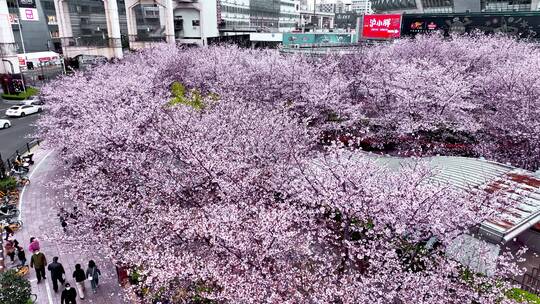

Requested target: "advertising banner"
[
  {"left": 362, "top": 14, "right": 402, "bottom": 39},
  {"left": 314, "top": 33, "right": 352, "bottom": 44},
  {"left": 9, "top": 13, "right": 19, "bottom": 24},
  {"left": 283, "top": 33, "right": 316, "bottom": 46},
  {"left": 19, "top": 8, "right": 39, "bottom": 21},
  {"left": 18, "top": 0, "right": 36, "bottom": 8},
  {"left": 401, "top": 13, "right": 540, "bottom": 39},
  {"left": 282, "top": 33, "right": 353, "bottom": 46}
]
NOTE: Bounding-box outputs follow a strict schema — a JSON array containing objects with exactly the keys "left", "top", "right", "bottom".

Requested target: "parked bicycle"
[
  {"left": 9, "top": 169, "right": 30, "bottom": 187},
  {"left": 0, "top": 208, "right": 19, "bottom": 219},
  {"left": 0, "top": 218, "right": 23, "bottom": 232},
  {"left": 0, "top": 189, "right": 19, "bottom": 205},
  {"left": 9, "top": 264, "right": 30, "bottom": 277}
]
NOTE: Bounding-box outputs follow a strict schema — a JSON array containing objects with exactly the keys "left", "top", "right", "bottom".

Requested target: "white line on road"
[
  {"left": 18, "top": 148, "right": 55, "bottom": 304},
  {"left": 18, "top": 149, "right": 54, "bottom": 222},
  {"left": 45, "top": 279, "right": 54, "bottom": 304}
]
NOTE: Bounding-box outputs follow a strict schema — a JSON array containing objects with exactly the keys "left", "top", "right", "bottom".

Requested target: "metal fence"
[
  {"left": 510, "top": 265, "right": 540, "bottom": 296},
  {"left": 22, "top": 65, "right": 65, "bottom": 87},
  {"left": 0, "top": 138, "right": 40, "bottom": 179}
]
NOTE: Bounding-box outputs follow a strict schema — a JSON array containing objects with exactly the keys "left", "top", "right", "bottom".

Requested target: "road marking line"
[
  {"left": 45, "top": 279, "right": 54, "bottom": 304},
  {"left": 17, "top": 149, "right": 54, "bottom": 304},
  {"left": 19, "top": 149, "right": 54, "bottom": 222}
]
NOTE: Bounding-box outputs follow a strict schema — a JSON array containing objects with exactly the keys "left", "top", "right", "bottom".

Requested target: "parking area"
[{"left": 0, "top": 98, "right": 41, "bottom": 161}]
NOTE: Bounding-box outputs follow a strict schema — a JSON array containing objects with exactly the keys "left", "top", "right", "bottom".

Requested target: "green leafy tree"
[{"left": 0, "top": 270, "right": 32, "bottom": 304}]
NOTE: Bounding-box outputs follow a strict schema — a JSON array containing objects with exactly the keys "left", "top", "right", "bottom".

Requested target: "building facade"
[
  {"left": 371, "top": 0, "right": 540, "bottom": 13},
  {"left": 0, "top": 0, "right": 303, "bottom": 63},
  {"left": 7, "top": 0, "right": 52, "bottom": 53},
  {"left": 317, "top": 0, "right": 352, "bottom": 13},
  {"left": 219, "top": 0, "right": 300, "bottom": 32},
  {"left": 352, "top": 0, "right": 373, "bottom": 14}
]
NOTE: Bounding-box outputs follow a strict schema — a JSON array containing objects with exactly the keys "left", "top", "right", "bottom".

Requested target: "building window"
[{"left": 47, "top": 15, "right": 57, "bottom": 24}]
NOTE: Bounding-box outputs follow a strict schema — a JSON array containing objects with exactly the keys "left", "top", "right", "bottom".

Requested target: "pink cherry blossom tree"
[{"left": 37, "top": 37, "right": 531, "bottom": 303}]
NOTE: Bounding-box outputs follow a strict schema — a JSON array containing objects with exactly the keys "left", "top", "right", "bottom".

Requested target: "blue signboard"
[{"left": 282, "top": 33, "right": 353, "bottom": 46}]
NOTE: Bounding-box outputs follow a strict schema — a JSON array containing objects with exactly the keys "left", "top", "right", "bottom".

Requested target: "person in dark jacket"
[
  {"left": 4, "top": 238, "right": 16, "bottom": 263},
  {"left": 30, "top": 249, "right": 47, "bottom": 283},
  {"left": 72, "top": 264, "right": 86, "bottom": 299},
  {"left": 61, "top": 283, "right": 77, "bottom": 304},
  {"left": 16, "top": 246, "right": 26, "bottom": 266},
  {"left": 47, "top": 256, "right": 66, "bottom": 292},
  {"left": 86, "top": 260, "right": 101, "bottom": 293},
  {"left": 4, "top": 225, "right": 13, "bottom": 240}
]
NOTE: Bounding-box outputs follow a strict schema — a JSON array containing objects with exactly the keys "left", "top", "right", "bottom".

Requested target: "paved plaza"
[{"left": 9, "top": 148, "right": 127, "bottom": 304}]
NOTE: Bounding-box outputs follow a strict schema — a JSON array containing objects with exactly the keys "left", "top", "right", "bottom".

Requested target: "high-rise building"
[
  {"left": 351, "top": 0, "right": 373, "bottom": 14},
  {"left": 218, "top": 0, "right": 300, "bottom": 31},
  {"left": 299, "top": 0, "right": 309, "bottom": 10},
  {"left": 316, "top": 0, "right": 351, "bottom": 13},
  {"left": 370, "top": 0, "right": 540, "bottom": 13},
  {"left": 0, "top": 0, "right": 302, "bottom": 59},
  {"left": 6, "top": 0, "right": 52, "bottom": 53}
]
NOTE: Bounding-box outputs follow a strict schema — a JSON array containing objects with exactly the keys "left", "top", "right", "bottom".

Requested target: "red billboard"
[{"left": 362, "top": 14, "right": 402, "bottom": 39}]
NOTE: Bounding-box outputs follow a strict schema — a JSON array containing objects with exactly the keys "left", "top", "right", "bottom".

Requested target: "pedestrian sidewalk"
[{"left": 7, "top": 148, "right": 128, "bottom": 304}]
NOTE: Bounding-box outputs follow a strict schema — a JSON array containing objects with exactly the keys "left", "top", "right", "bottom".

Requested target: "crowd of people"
[
  {"left": 4, "top": 235, "right": 102, "bottom": 304},
  {"left": 2, "top": 151, "right": 117, "bottom": 303}
]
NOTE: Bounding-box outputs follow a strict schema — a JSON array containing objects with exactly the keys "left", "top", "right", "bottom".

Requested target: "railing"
[
  {"left": 510, "top": 265, "right": 540, "bottom": 296},
  {"left": 22, "top": 65, "right": 65, "bottom": 87},
  {"left": 134, "top": 36, "right": 167, "bottom": 42},
  {"left": 62, "top": 36, "right": 110, "bottom": 47},
  {"left": 0, "top": 139, "right": 40, "bottom": 179}
]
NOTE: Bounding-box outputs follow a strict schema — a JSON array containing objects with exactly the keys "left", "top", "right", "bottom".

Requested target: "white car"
[
  {"left": 5, "top": 105, "right": 42, "bottom": 117},
  {"left": 20, "top": 96, "right": 44, "bottom": 106},
  {"left": 0, "top": 119, "right": 11, "bottom": 129}
]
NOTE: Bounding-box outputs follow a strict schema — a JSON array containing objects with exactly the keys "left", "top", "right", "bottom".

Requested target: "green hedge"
[
  {"left": 0, "top": 177, "right": 17, "bottom": 192},
  {"left": 1, "top": 87, "right": 39, "bottom": 100},
  {"left": 0, "top": 270, "right": 32, "bottom": 304},
  {"left": 507, "top": 288, "right": 540, "bottom": 303}
]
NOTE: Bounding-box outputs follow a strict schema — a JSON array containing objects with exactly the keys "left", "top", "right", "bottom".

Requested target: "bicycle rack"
[{"left": 0, "top": 232, "right": 4, "bottom": 273}]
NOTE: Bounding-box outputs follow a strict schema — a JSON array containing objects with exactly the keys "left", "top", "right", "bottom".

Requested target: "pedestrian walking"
[
  {"left": 47, "top": 256, "right": 66, "bottom": 292},
  {"left": 28, "top": 237, "right": 40, "bottom": 252},
  {"left": 16, "top": 246, "right": 26, "bottom": 266},
  {"left": 61, "top": 283, "right": 77, "bottom": 304},
  {"left": 86, "top": 260, "right": 101, "bottom": 293},
  {"left": 72, "top": 264, "right": 86, "bottom": 299},
  {"left": 30, "top": 249, "right": 47, "bottom": 283},
  {"left": 4, "top": 238, "right": 16, "bottom": 263},
  {"left": 58, "top": 208, "right": 68, "bottom": 232},
  {"left": 4, "top": 225, "right": 13, "bottom": 240}
]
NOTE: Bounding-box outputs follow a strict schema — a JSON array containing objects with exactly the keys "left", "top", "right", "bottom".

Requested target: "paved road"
[
  {"left": 0, "top": 98, "right": 40, "bottom": 161},
  {"left": 10, "top": 148, "right": 128, "bottom": 304}
]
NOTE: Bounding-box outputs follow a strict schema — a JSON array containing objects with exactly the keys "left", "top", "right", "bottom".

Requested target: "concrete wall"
[
  {"left": 173, "top": 8, "right": 200, "bottom": 38},
  {"left": 453, "top": 0, "right": 481, "bottom": 13},
  {"left": 517, "top": 228, "right": 540, "bottom": 252},
  {"left": 533, "top": 0, "right": 540, "bottom": 10},
  {"left": 62, "top": 45, "right": 117, "bottom": 59},
  {"left": 201, "top": 0, "right": 218, "bottom": 39}
]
